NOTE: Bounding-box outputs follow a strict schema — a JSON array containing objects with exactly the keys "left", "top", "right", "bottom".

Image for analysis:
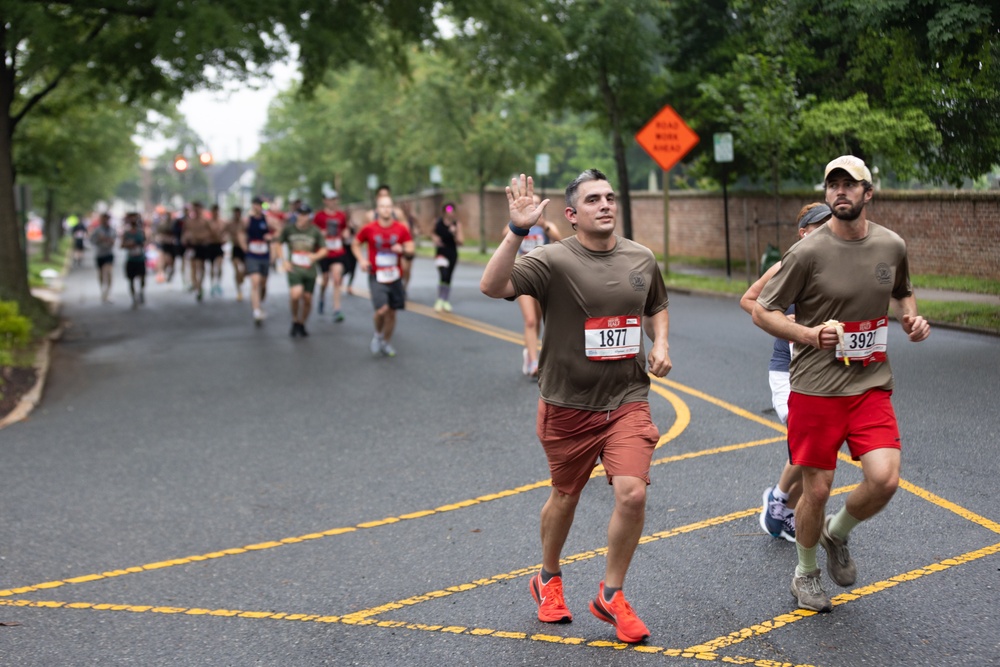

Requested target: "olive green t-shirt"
[
  {"left": 756, "top": 221, "right": 913, "bottom": 396},
  {"left": 278, "top": 223, "right": 324, "bottom": 275},
  {"left": 509, "top": 235, "right": 669, "bottom": 411}
]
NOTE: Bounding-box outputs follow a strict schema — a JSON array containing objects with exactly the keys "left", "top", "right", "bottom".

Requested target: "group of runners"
[
  {"left": 481, "top": 155, "right": 929, "bottom": 643},
  {"left": 78, "top": 156, "right": 928, "bottom": 644},
  {"left": 78, "top": 188, "right": 425, "bottom": 355}
]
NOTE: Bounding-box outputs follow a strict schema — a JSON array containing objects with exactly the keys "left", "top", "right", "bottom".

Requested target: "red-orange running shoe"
[
  {"left": 589, "top": 581, "right": 650, "bottom": 643},
  {"left": 529, "top": 572, "right": 573, "bottom": 623}
]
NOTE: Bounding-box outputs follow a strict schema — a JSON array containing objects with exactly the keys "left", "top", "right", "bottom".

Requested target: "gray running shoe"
[
  {"left": 370, "top": 335, "right": 382, "bottom": 356},
  {"left": 790, "top": 568, "right": 832, "bottom": 612},
  {"left": 819, "top": 516, "right": 857, "bottom": 587},
  {"left": 381, "top": 341, "right": 396, "bottom": 357}
]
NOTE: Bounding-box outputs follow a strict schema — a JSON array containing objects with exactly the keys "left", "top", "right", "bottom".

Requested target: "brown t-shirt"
[
  {"left": 510, "top": 235, "right": 669, "bottom": 411},
  {"left": 756, "top": 221, "right": 913, "bottom": 396}
]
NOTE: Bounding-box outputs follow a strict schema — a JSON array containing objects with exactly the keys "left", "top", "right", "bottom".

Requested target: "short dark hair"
[
  {"left": 443, "top": 202, "right": 456, "bottom": 213},
  {"left": 565, "top": 169, "right": 609, "bottom": 208}
]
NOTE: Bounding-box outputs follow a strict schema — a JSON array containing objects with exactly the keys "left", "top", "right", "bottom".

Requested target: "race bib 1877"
[{"left": 584, "top": 316, "right": 641, "bottom": 361}]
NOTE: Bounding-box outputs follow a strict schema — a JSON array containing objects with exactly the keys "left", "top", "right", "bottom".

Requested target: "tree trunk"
[
  {"left": 598, "top": 66, "right": 632, "bottom": 239},
  {"left": 0, "top": 64, "right": 32, "bottom": 309},
  {"left": 611, "top": 125, "right": 632, "bottom": 240},
  {"left": 478, "top": 168, "right": 487, "bottom": 255},
  {"left": 0, "top": 63, "right": 55, "bottom": 330},
  {"left": 43, "top": 188, "right": 57, "bottom": 262}
]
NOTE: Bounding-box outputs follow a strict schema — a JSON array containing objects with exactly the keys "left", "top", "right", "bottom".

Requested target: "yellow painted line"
[
  {"left": 896, "top": 478, "right": 1000, "bottom": 534},
  {"left": 0, "top": 597, "right": 818, "bottom": 666},
  {"left": 835, "top": 452, "right": 1000, "bottom": 534},
  {"left": 653, "top": 376, "right": 787, "bottom": 435},
  {"left": 0, "top": 598, "right": 340, "bottom": 623},
  {"left": 406, "top": 300, "right": 526, "bottom": 345},
  {"left": 650, "top": 436, "right": 786, "bottom": 467},
  {"left": 686, "top": 539, "right": 1000, "bottom": 655},
  {"left": 0, "top": 384, "right": 691, "bottom": 601},
  {"left": 336, "top": 490, "right": 853, "bottom": 624}
]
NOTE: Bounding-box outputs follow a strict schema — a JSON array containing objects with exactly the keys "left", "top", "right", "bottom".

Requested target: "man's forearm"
[{"left": 480, "top": 231, "right": 522, "bottom": 298}]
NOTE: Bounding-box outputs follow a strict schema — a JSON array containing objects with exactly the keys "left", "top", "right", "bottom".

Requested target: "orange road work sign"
[{"left": 635, "top": 105, "right": 699, "bottom": 171}]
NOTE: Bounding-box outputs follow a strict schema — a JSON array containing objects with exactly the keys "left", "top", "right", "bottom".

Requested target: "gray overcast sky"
[{"left": 141, "top": 59, "right": 298, "bottom": 163}]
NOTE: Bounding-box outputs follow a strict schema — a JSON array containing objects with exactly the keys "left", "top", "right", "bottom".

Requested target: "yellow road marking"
[
  {"left": 337, "top": 490, "right": 848, "bottom": 624},
  {"left": 652, "top": 376, "right": 787, "bottom": 435},
  {"left": 0, "top": 597, "right": 816, "bottom": 666},
  {"left": 18, "top": 537, "right": 1000, "bottom": 664},
  {"left": 686, "top": 539, "right": 1000, "bottom": 654},
  {"left": 0, "top": 383, "right": 694, "bottom": 599}
]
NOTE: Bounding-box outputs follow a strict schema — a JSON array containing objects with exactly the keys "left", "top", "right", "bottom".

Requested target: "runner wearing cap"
[
  {"left": 740, "top": 202, "right": 833, "bottom": 542},
  {"left": 276, "top": 203, "right": 327, "bottom": 337},
  {"left": 752, "top": 155, "right": 930, "bottom": 613}
]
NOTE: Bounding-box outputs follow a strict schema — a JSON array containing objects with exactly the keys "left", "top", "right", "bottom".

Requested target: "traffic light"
[
  {"left": 173, "top": 155, "right": 189, "bottom": 172},
  {"left": 198, "top": 151, "right": 213, "bottom": 166}
]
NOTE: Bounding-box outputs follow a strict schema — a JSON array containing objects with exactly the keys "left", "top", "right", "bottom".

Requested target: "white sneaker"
[
  {"left": 442, "top": 300, "right": 452, "bottom": 312},
  {"left": 381, "top": 341, "right": 396, "bottom": 357},
  {"left": 370, "top": 335, "right": 383, "bottom": 356},
  {"left": 434, "top": 299, "right": 444, "bottom": 312}
]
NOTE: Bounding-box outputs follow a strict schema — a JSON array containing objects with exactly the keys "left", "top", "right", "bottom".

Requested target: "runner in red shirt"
[
  {"left": 313, "top": 189, "right": 350, "bottom": 322},
  {"left": 351, "top": 194, "right": 414, "bottom": 358}
]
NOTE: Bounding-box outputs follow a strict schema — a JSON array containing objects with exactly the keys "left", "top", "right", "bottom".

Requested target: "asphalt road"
[{"left": 1, "top": 250, "right": 998, "bottom": 667}]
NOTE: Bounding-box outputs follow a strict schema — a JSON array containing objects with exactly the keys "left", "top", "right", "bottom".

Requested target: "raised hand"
[{"left": 506, "top": 174, "right": 548, "bottom": 231}]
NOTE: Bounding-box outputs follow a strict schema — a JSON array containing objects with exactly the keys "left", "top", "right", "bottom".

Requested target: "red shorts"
[
  {"left": 787, "top": 389, "right": 900, "bottom": 470},
  {"left": 536, "top": 400, "right": 660, "bottom": 496}
]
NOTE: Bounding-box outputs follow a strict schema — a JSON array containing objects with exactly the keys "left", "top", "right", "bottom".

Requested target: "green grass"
[
  {"left": 916, "top": 300, "right": 1000, "bottom": 332},
  {"left": 27, "top": 237, "right": 71, "bottom": 288},
  {"left": 663, "top": 273, "right": 746, "bottom": 296},
  {"left": 911, "top": 274, "right": 1000, "bottom": 296},
  {"left": 418, "top": 242, "right": 999, "bottom": 334}
]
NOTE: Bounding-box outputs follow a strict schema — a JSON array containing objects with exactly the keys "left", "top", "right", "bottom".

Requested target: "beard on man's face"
[{"left": 830, "top": 198, "right": 865, "bottom": 222}]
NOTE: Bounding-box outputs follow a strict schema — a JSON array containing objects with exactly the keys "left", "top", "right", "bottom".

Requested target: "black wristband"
[{"left": 508, "top": 221, "right": 529, "bottom": 237}]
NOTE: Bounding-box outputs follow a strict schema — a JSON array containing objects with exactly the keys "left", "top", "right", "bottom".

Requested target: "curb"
[
  {"left": 0, "top": 248, "right": 70, "bottom": 431},
  {"left": 0, "top": 326, "right": 61, "bottom": 430}
]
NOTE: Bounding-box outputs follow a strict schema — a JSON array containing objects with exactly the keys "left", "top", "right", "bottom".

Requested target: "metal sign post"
[{"left": 714, "top": 132, "right": 734, "bottom": 278}]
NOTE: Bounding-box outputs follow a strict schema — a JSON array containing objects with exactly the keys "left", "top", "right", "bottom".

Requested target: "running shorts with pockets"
[
  {"left": 536, "top": 400, "right": 659, "bottom": 496},
  {"left": 786, "top": 388, "right": 900, "bottom": 470}
]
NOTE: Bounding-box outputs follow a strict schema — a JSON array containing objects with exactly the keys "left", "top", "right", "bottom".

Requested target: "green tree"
[
  {"left": 539, "top": 0, "right": 670, "bottom": 239},
  {"left": 2, "top": 0, "right": 502, "bottom": 318},
  {"left": 15, "top": 81, "right": 145, "bottom": 259},
  {"left": 404, "top": 47, "right": 547, "bottom": 251}
]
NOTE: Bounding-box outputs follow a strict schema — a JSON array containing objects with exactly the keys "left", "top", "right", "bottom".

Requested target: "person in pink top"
[{"left": 351, "top": 194, "right": 415, "bottom": 358}]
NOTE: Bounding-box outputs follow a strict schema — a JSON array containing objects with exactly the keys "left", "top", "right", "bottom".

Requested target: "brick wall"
[{"left": 351, "top": 188, "right": 1000, "bottom": 280}]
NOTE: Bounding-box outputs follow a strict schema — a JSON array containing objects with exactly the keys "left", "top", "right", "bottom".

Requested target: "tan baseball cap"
[{"left": 824, "top": 155, "right": 872, "bottom": 183}]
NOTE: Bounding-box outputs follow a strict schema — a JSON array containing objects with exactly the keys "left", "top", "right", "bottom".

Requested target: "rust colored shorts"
[
  {"left": 536, "top": 400, "right": 660, "bottom": 496},
  {"left": 787, "top": 388, "right": 900, "bottom": 470}
]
